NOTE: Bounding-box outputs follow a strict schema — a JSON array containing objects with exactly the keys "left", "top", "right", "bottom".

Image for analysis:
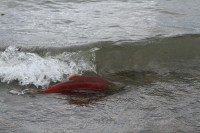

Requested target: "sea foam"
[{"left": 0, "top": 46, "right": 96, "bottom": 87}]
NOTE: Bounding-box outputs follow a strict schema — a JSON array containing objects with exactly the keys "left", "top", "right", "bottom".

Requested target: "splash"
[{"left": 0, "top": 46, "right": 96, "bottom": 87}]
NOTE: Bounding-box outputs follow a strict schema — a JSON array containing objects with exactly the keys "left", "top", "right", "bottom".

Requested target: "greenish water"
[{"left": 0, "top": 0, "right": 200, "bottom": 133}]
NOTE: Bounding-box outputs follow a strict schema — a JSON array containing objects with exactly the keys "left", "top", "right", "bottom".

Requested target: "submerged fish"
[{"left": 39, "top": 75, "right": 112, "bottom": 94}]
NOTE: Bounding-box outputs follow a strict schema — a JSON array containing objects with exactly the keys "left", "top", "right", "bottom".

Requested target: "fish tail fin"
[{"left": 31, "top": 89, "right": 41, "bottom": 94}]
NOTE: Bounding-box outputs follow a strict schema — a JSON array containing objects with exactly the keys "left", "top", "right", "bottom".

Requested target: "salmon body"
[{"left": 40, "top": 75, "right": 111, "bottom": 94}]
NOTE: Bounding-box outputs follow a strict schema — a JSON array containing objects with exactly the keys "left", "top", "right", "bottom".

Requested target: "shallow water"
[
  {"left": 0, "top": 0, "right": 200, "bottom": 133},
  {"left": 0, "top": 73, "right": 200, "bottom": 133}
]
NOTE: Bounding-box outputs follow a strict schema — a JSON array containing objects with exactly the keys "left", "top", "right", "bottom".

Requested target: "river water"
[{"left": 0, "top": 0, "right": 200, "bottom": 133}]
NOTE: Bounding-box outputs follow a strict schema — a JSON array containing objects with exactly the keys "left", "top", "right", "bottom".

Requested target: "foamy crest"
[{"left": 0, "top": 46, "right": 96, "bottom": 87}]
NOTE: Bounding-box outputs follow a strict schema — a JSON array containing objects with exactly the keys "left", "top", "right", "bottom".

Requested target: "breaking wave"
[
  {"left": 0, "top": 34, "right": 200, "bottom": 87},
  {"left": 0, "top": 46, "right": 96, "bottom": 87}
]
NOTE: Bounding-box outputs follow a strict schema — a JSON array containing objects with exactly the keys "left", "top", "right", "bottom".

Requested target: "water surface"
[{"left": 0, "top": 0, "right": 200, "bottom": 133}]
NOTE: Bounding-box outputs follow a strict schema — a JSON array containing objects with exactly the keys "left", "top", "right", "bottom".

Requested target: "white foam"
[{"left": 0, "top": 46, "right": 96, "bottom": 87}]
